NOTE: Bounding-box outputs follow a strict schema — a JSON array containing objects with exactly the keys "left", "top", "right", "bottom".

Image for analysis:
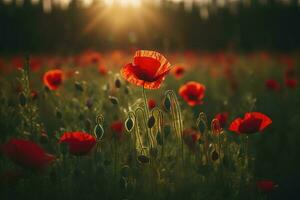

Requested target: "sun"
[{"left": 104, "top": 0, "right": 142, "bottom": 7}]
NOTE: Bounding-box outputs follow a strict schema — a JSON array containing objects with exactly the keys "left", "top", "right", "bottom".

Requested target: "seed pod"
[
  {"left": 163, "top": 96, "right": 171, "bottom": 112},
  {"left": 94, "top": 124, "right": 104, "bottom": 139},
  {"left": 115, "top": 78, "right": 121, "bottom": 88},
  {"left": 74, "top": 81, "right": 84, "bottom": 92},
  {"left": 211, "top": 150, "right": 219, "bottom": 161},
  {"left": 137, "top": 155, "right": 150, "bottom": 164},
  {"left": 147, "top": 115, "right": 155, "bottom": 128},
  {"left": 19, "top": 92, "right": 27, "bottom": 106},
  {"left": 125, "top": 117, "right": 134, "bottom": 132},
  {"left": 108, "top": 96, "right": 119, "bottom": 105},
  {"left": 120, "top": 165, "right": 130, "bottom": 177}
]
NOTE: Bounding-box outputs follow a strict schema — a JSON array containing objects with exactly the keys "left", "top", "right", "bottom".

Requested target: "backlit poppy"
[
  {"left": 265, "top": 79, "right": 280, "bottom": 91},
  {"left": 1, "top": 138, "right": 55, "bottom": 170},
  {"left": 215, "top": 112, "right": 228, "bottom": 128},
  {"left": 179, "top": 81, "right": 206, "bottom": 106},
  {"left": 229, "top": 112, "right": 272, "bottom": 134},
  {"left": 121, "top": 50, "right": 171, "bottom": 89},
  {"left": 172, "top": 66, "right": 185, "bottom": 79},
  {"left": 98, "top": 64, "right": 107, "bottom": 76},
  {"left": 256, "top": 180, "right": 277, "bottom": 192},
  {"left": 43, "top": 69, "right": 63, "bottom": 90},
  {"left": 110, "top": 120, "right": 124, "bottom": 141},
  {"left": 59, "top": 132, "right": 96, "bottom": 156}
]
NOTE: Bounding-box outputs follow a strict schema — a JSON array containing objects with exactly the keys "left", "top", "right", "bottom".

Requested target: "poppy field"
[{"left": 0, "top": 50, "right": 299, "bottom": 200}]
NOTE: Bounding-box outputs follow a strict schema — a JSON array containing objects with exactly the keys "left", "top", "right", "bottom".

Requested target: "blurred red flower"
[
  {"left": 148, "top": 99, "right": 156, "bottom": 110},
  {"left": 179, "top": 81, "right": 206, "bottom": 106},
  {"left": 256, "top": 180, "right": 277, "bottom": 192},
  {"left": 183, "top": 129, "right": 201, "bottom": 152},
  {"left": 1, "top": 138, "right": 55, "bottom": 170},
  {"left": 98, "top": 64, "right": 108, "bottom": 76},
  {"left": 121, "top": 50, "right": 171, "bottom": 89},
  {"left": 265, "top": 79, "right": 280, "bottom": 91},
  {"left": 110, "top": 121, "right": 124, "bottom": 141},
  {"left": 229, "top": 112, "right": 272, "bottom": 134},
  {"left": 59, "top": 132, "right": 96, "bottom": 156},
  {"left": 285, "top": 78, "right": 298, "bottom": 89},
  {"left": 215, "top": 112, "right": 228, "bottom": 128},
  {"left": 172, "top": 66, "right": 185, "bottom": 79},
  {"left": 43, "top": 69, "right": 63, "bottom": 90}
]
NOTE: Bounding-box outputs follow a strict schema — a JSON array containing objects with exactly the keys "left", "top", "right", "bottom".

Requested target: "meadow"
[{"left": 0, "top": 50, "right": 299, "bottom": 200}]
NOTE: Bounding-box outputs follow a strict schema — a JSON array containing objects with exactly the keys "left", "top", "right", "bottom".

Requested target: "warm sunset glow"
[{"left": 103, "top": 0, "right": 142, "bottom": 7}]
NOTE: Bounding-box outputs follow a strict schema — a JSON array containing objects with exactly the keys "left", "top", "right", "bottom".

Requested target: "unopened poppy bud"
[
  {"left": 94, "top": 124, "right": 104, "bottom": 140},
  {"left": 19, "top": 92, "right": 27, "bottom": 106},
  {"left": 211, "top": 150, "right": 219, "bottom": 161},
  {"left": 115, "top": 78, "right": 121, "bottom": 88},
  {"left": 197, "top": 120, "right": 206, "bottom": 133},
  {"left": 108, "top": 96, "right": 119, "bottom": 105},
  {"left": 137, "top": 155, "right": 150, "bottom": 164},
  {"left": 125, "top": 117, "right": 134, "bottom": 132},
  {"left": 74, "top": 81, "right": 84, "bottom": 92},
  {"left": 163, "top": 96, "right": 171, "bottom": 112},
  {"left": 147, "top": 115, "right": 155, "bottom": 128},
  {"left": 211, "top": 118, "right": 222, "bottom": 134}
]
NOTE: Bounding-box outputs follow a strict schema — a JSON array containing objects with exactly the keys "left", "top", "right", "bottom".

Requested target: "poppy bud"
[
  {"left": 163, "top": 96, "right": 171, "bottom": 112},
  {"left": 197, "top": 120, "right": 206, "bottom": 133},
  {"left": 94, "top": 124, "right": 104, "bottom": 140},
  {"left": 211, "top": 150, "right": 219, "bottom": 161},
  {"left": 74, "top": 81, "right": 84, "bottom": 92},
  {"left": 137, "top": 155, "right": 150, "bottom": 164},
  {"left": 108, "top": 96, "right": 119, "bottom": 105},
  {"left": 120, "top": 165, "right": 130, "bottom": 177},
  {"left": 147, "top": 116, "right": 156, "bottom": 128},
  {"left": 19, "top": 92, "right": 27, "bottom": 106},
  {"left": 125, "top": 117, "right": 134, "bottom": 132},
  {"left": 115, "top": 78, "right": 121, "bottom": 88}
]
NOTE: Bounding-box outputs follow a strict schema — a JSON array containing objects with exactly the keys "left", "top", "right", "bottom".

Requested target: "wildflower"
[
  {"left": 183, "top": 129, "right": 201, "bottom": 152},
  {"left": 256, "top": 180, "right": 277, "bottom": 192},
  {"left": 1, "top": 138, "right": 55, "bottom": 170},
  {"left": 59, "top": 132, "right": 96, "bottom": 156},
  {"left": 172, "top": 66, "right": 185, "bottom": 79},
  {"left": 179, "top": 81, "right": 206, "bottom": 106},
  {"left": 121, "top": 50, "right": 171, "bottom": 89},
  {"left": 43, "top": 69, "right": 63, "bottom": 90},
  {"left": 229, "top": 112, "right": 272, "bottom": 134},
  {"left": 148, "top": 99, "right": 156, "bottom": 110},
  {"left": 215, "top": 112, "right": 228, "bottom": 129},
  {"left": 265, "top": 79, "right": 280, "bottom": 91}
]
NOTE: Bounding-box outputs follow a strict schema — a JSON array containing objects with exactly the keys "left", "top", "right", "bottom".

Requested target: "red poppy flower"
[
  {"left": 265, "top": 79, "right": 280, "bottom": 91},
  {"left": 1, "top": 138, "right": 55, "bottom": 170},
  {"left": 98, "top": 64, "right": 107, "bottom": 76},
  {"left": 172, "top": 66, "right": 185, "bottom": 79},
  {"left": 215, "top": 112, "right": 228, "bottom": 128},
  {"left": 148, "top": 99, "right": 156, "bottom": 110},
  {"left": 183, "top": 129, "right": 201, "bottom": 152},
  {"left": 229, "top": 112, "right": 272, "bottom": 134},
  {"left": 285, "top": 78, "right": 298, "bottom": 89},
  {"left": 121, "top": 50, "right": 171, "bottom": 89},
  {"left": 110, "top": 121, "right": 124, "bottom": 141},
  {"left": 256, "top": 180, "right": 277, "bottom": 192},
  {"left": 59, "top": 132, "right": 96, "bottom": 156},
  {"left": 43, "top": 69, "right": 64, "bottom": 90},
  {"left": 179, "top": 81, "right": 206, "bottom": 106}
]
